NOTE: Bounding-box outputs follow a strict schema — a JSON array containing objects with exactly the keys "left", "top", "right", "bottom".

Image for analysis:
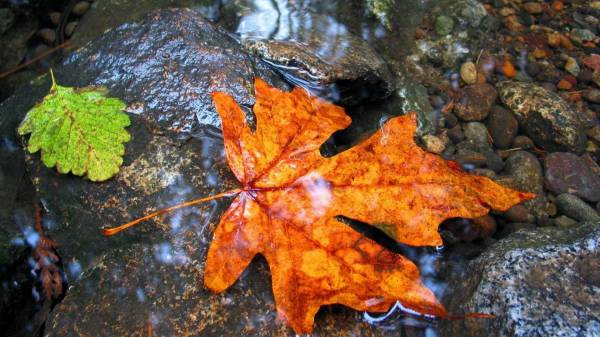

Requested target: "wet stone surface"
[
  {"left": 497, "top": 81, "right": 587, "bottom": 153},
  {"left": 239, "top": 13, "right": 395, "bottom": 106},
  {"left": 441, "top": 223, "right": 600, "bottom": 337},
  {"left": 0, "top": 8, "right": 288, "bottom": 271}
]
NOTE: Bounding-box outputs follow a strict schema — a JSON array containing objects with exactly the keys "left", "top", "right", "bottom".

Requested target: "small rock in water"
[
  {"left": 503, "top": 151, "right": 544, "bottom": 194},
  {"left": 421, "top": 134, "right": 446, "bottom": 154},
  {"left": 460, "top": 61, "right": 478, "bottom": 84},
  {"left": 36, "top": 28, "right": 56, "bottom": 44},
  {"left": 65, "top": 21, "right": 78, "bottom": 37},
  {"left": 504, "top": 204, "right": 532, "bottom": 223},
  {"left": 447, "top": 124, "right": 465, "bottom": 143},
  {"left": 485, "top": 105, "right": 518, "bottom": 149},
  {"left": 523, "top": 2, "right": 544, "bottom": 14},
  {"left": 435, "top": 15, "right": 455, "bottom": 36},
  {"left": 555, "top": 193, "right": 600, "bottom": 221},
  {"left": 564, "top": 57, "right": 580, "bottom": 76},
  {"left": 72, "top": 1, "right": 91, "bottom": 16},
  {"left": 463, "top": 122, "right": 492, "bottom": 149},
  {"left": 454, "top": 83, "right": 498, "bottom": 121},
  {"left": 497, "top": 81, "right": 587, "bottom": 153},
  {"left": 0, "top": 8, "right": 15, "bottom": 35},
  {"left": 570, "top": 28, "right": 597, "bottom": 44},
  {"left": 583, "top": 88, "right": 600, "bottom": 103},
  {"left": 49, "top": 11, "right": 61, "bottom": 26},
  {"left": 554, "top": 215, "right": 578, "bottom": 227},
  {"left": 512, "top": 135, "right": 534, "bottom": 149},
  {"left": 544, "top": 152, "right": 600, "bottom": 202}
]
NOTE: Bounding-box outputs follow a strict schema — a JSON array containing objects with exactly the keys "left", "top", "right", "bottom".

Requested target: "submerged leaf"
[
  {"left": 205, "top": 79, "right": 534, "bottom": 333},
  {"left": 18, "top": 70, "right": 130, "bottom": 182}
]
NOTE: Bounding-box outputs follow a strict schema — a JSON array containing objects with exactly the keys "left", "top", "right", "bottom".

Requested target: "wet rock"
[
  {"left": 448, "top": 124, "right": 465, "bottom": 143},
  {"left": 463, "top": 122, "right": 491, "bottom": 150},
  {"left": 36, "top": 28, "right": 56, "bottom": 44},
  {"left": 72, "top": 1, "right": 91, "bottom": 16},
  {"left": 523, "top": 2, "right": 544, "bottom": 14},
  {"left": 556, "top": 194, "right": 600, "bottom": 222},
  {"left": 2, "top": 8, "right": 288, "bottom": 270},
  {"left": 64, "top": 21, "right": 77, "bottom": 37},
  {"left": 485, "top": 105, "right": 518, "bottom": 149},
  {"left": 554, "top": 215, "right": 578, "bottom": 227},
  {"left": 454, "top": 84, "right": 497, "bottom": 121},
  {"left": 564, "top": 57, "right": 580, "bottom": 77},
  {"left": 62, "top": 8, "right": 287, "bottom": 138},
  {"left": 503, "top": 151, "right": 544, "bottom": 194},
  {"left": 441, "top": 223, "right": 600, "bottom": 337},
  {"left": 583, "top": 88, "right": 600, "bottom": 103},
  {"left": 454, "top": 149, "right": 487, "bottom": 168},
  {"left": 421, "top": 134, "right": 446, "bottom": 154},
  {"left": 460, "top": 61, "right": 478, "bottom": 84},
  {"left": 511, "top": 135, "right": 534, "bottom": 150},
  {"left": 0, "top": 17, "right": 38, "bottom": 72},
  {"left": 70, "top": 0, "right": 226, "bottom": 47},
  {"left": 0, "top": 8, "right": 15, "bottom": 35},
  {"left": 45, "top": 237, "right": 404, "bottom": 337},
  {"left": 570, "top": 28, "right": 597, "bottom": 44},
  {"left": 503, "top": 205, "right": 532, "bottom": 223},
  {"left": 240, "top": 18, "right": 395, "bottom": 105},
  {"left": 544, "top": 152, "right": 600, "bottom": 202},
  {"left": 497, "top": 81, "right": 587, "bottom": 153},
  {"left": 435, "top": 15, "right": 455, "bottom": 35}
]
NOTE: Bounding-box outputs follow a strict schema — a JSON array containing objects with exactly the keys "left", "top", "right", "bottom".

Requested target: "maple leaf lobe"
[{"left": 206, "top": 79, "right": 533, "bottom": 334}]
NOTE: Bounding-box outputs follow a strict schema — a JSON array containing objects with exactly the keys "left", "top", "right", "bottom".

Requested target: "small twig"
[{"left": 0, "top": 41, "right": 71, "bottom": 80}]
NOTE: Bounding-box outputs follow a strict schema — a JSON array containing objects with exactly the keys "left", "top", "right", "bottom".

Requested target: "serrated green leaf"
[{"left": 18, "top": 70, "right": 131, "bottom": 182}]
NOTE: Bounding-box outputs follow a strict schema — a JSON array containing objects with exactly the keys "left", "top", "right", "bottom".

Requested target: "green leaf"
[{"left": 18, "top": 70, "right": 131, "bottom": 182}]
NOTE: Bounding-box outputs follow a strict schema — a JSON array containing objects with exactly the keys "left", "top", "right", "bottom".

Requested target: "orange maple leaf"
[{"left": 105, "top": 79, "right": 533, "bottom": 334}]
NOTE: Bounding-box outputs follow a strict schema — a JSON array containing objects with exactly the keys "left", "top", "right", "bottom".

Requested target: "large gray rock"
[
  {"left": 497, "top": 81, "right": 587, "bottom": 153},
  {"left": 441, "top": 223, "right": 600, "bottom": 337},
  {"left": 0, "top": 8, "right": 288, "bottom": 271}
]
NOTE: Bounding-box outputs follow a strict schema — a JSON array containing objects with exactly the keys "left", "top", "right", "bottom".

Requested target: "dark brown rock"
[
  {"left": 485, "top": 105, "right": 518, "bottom": 149},
  {"left": 454, "top": 83, "right": 498, "bottom": 121},
  {"left": 504, "top": 205, "right": 532, "bottom": 223},
  {"left": 544, "top": 152, "right": 600, "bottom": 202}
]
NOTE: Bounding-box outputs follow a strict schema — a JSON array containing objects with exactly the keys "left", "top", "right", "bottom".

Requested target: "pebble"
[
  {"left": 512, "top": 135, "right": 535, "bottom": 149},
  {"left": 583, "top": 88, "right": 600, "bottom": 103},
  {"left": 544, "top": 152, "right": 600, "bottom": 202},
  {"left": 483, "top": 149, "right": 505, "bottom": 173},
  {"left": 455, "top": 149, "right": 487, "bottom": 168},
  {"left": 65, "top": 21, "right": 78, "bottom": 37},
  {"left": 554, "top": 215, "right": 578, "bottom": 227},
  {"left": 460, "top": 61, "right": 478, "bottom": 84},
  {"left": 503, "top": 150, "right": 544, "bottom": 194},
  {"left": 570, "top": 28, "right": 597, "bottom": 44},
  {"left": 454, "top": 83, "right": 498, "bottom": 121},
  {"left": 422, "top": 134, "right": 446, "bottom": 154},
  {"left": 36, "top": 28, "right": 56, "bottom": 44},
  {"left": 486, "top": 105, "right": 519, "bottom": 149},
  {"left": 555, "top": 193, "right": 600, "bottom": 221},
  {"left": 49, "top": 11, "right": 61, "bottom": 26},
  {"left": 464, "top": 122, "right": 491, "bottom": 149},
  {"left": 557, "top": 78, "right": 573, "bottom": 90},
  {"left": 504, "top": 204, "right": 532, "bottom": 223},
  {"left": 447, "top": 124, "right": 465, "bottom": 143},
  {"left": 435, "top": 15, "right": 454, "bottom": 36},
  {"left": 444, "top": 112, "right": 458, "bottom": 127},
  {"left": 523, "top": 2, "right": 544, "bottom": 14},
  {"left": 564, "top": 57, "right": 580, "bottom": 76},
  {"left": 473, "top": 215, "right": 497, "bottom": 238},
  {"left": 72, "top": 1, "right": 91, "bottom": 16}
]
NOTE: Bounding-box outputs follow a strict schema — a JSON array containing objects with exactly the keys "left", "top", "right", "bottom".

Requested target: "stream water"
[{"left": 1, "top": 0, "right": 599, "bottom": 337}]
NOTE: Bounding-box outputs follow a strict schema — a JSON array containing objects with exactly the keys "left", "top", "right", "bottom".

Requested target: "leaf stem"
[
  {"left": 102, "top": 188, "right": 242, "bottom": 236},
  {"left": 49, "top": 68, "right": 57, "bottom": 91}
]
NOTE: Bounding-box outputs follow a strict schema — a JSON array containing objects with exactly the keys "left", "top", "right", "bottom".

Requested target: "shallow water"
[{"left": 2, "top": 0, "right": 598, "bottom": 336}]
